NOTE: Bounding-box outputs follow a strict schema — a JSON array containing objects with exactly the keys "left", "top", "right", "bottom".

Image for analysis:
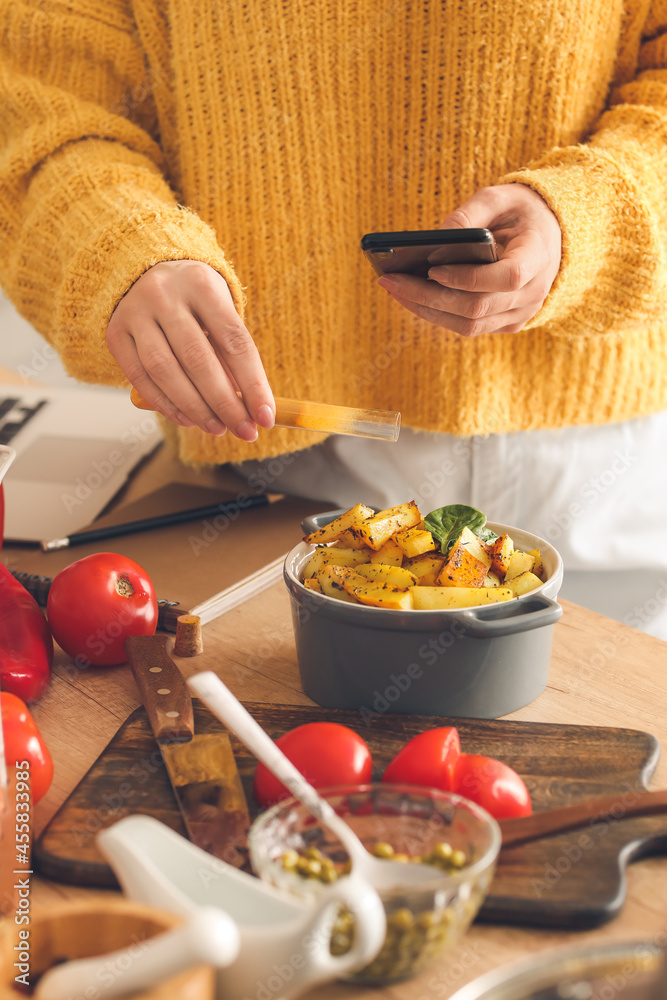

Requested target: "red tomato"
[
  {"left": 46, "top": 553, "right": 158, "bottom": 667},
  {"left": 253, "top": 722, "right": 373, "bottom": 807},
  {"left": 381, "top": 727, "right": 461, "bottom": 789},
  {"left": 452, "top": 754, "right": 532, "bottom": 820},
  {"left": 1, "top": 692, "right": 54, "bottom": 804}
]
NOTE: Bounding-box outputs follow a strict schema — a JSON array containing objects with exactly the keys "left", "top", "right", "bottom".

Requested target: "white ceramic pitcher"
[
  {"left": 0, "top": 445, "right": 15, "bottom": 546},
  {"left": 97, "top": 815, "right": 386, "bottom": 1000}
]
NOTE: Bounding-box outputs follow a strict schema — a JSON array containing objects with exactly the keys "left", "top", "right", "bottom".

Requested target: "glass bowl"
[{"left": 249, "top": 782, "right": 501, "bottom": 985}]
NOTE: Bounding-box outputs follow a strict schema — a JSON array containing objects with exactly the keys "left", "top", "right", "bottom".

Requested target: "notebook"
[{"left": 0, "top": 382, "right": 162, "bottom": 543}]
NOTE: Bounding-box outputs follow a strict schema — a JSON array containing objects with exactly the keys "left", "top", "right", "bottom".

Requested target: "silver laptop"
[{"left": 0, "top": 383, "right": 162, "bottom": 543}]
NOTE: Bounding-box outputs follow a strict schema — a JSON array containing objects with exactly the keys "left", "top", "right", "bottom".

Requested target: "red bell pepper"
[
  {"left": 1, "top": 691, "right": 53, "bottom": 804},
  {"left": 0, "top": 563, "right": 53, "bottom": 702}
]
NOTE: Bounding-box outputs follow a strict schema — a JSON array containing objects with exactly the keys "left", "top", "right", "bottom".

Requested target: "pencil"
[{"left": 40, "top": 493, "right": 282, "bottom": 552}]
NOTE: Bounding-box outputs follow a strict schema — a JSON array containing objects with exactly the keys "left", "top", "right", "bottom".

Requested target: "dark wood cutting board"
[{"left": 34, "top": 702, "right": 665, "bottom": 929}]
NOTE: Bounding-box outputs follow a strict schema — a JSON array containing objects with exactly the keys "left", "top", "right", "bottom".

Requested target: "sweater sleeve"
[
  {"left": 501, "top": 0, "right": 667, "bottom": 338},
  {"left": 0, "top": 0, "right": 245, "bottom": 386}
]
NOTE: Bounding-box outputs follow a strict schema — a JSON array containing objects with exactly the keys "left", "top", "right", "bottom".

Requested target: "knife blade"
[{"left": 124, "top": 634, "right": 250, "bottom": 866}]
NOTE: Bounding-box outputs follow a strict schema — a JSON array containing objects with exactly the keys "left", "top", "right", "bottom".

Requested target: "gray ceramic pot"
[{"left": 284, "top": 513, "right": 563, "bottom": 720}]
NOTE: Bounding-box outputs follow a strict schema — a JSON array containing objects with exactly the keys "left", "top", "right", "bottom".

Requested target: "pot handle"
[
  {"left": 454, "top": 594, "right": 562, "bottom": 638},
  {"left": 301, "top": 509, "right": 354, "bottom": 535}
]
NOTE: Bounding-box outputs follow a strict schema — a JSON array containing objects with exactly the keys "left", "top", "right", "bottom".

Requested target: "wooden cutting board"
[{"left": 34, "top": 702, "right": 666, "bottom": 929}]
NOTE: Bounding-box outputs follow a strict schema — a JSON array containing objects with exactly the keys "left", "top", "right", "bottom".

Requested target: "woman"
[{"left": 1, "top": 0, "right": 666, "bottom": 634}]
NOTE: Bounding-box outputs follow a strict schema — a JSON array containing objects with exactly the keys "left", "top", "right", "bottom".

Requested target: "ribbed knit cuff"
[
  {"left": 501, "top": 144, "right": 663, "bottom": 336},
  {"left": 7, "top": 138, "right": 245, "bottom": 386},
  {"left": 55, "top": 204, "right": 246, "bottom": 385}
]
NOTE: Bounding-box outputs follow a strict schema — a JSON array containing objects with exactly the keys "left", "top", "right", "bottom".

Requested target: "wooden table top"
[
  {"left": 23, "top": 578, "right": 667, "bottom": 1000},
  {"left": 0, "top": 414, "right": 665, "bottom": 998}
]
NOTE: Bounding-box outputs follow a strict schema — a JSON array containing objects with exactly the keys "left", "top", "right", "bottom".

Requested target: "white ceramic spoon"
[
  {"left": 33, "top": 906, "right": 239, "bottom": 1000},
  {"left": 188, "top": 671, "right": 444, "bottom": 891}
]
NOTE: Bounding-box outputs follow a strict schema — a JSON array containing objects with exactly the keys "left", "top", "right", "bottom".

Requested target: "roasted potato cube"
[
  {"left": 334, "top": 529, "right": 372, "bottom": 550},
  {"left": 325, "top": 546, "right": 371, "bottom": 567},
  {"left": 394, "top": 526, "right": 438, "bottom": 558},
  {"left": 304, "top": 546, "right": 371, "bottom": 577},
  {"left": 403, "top": 553, "right": 446, "bottom": 585},
  {"left": 314, "top": 564, "right": 363, "bottom": 603},
  {"left": 504, "top": 549, "right": 535, "bottom": 581},
  {"left": 456, "top": 527, "right": 493, "bottom": 569},
  {"left": 489, "top": 533, "right": 514, "bottom": 579},
  {"left": 483, "top": 571, "right": 501, "bottom": 588},
  {"left": 369, "top": 538, "right": 404, "bottom": 566},
  {"left": 304, "top": 548, "right": 333, "bottom": 578},
  {"left": 357, "top": 501, "right": 422, "bottom": 550},
  {"left": 505, "top": 571, "right": 543, "bottom": 596},
  {"left": 316, "top": 564, "right": 365, "bottom": 584},
  {"left": 436, "top": 528, "right": 490, "bottom": 587},
  {"left": 343, "top": 579, "right": 413, "bottom": 610},
  {"left": 528, "top": 548, "right": 544, "bottom": 580},
  {"left": 436, "top": 555, "right": 488, "bottom": 588},
  {"left": 303, "top": 577, "right": 322, "bottom": 593},
  {"left": 303, "top": 503, "right": 375, "bottom": 545},
  {"left": 356, "top": 563, "right": 418, "bottom": 587},
  {"left": 410, "top": 586, "right": 514, "bottom": 609}
]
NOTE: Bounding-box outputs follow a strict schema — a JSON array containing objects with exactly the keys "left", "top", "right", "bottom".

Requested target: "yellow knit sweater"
[{"left": 1, "top": 0, "right": 667, "bottom": 464}]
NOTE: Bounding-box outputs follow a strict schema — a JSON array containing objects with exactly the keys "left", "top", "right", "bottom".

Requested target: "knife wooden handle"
[
  {"left": 125, "top": 634, "right": 195, "bottom": 742},
  {"left": 499, "top": 788, "right": 667, "bottom": 848}
]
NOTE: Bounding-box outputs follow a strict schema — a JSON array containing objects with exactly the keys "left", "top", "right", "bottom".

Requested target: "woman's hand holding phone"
[{"left": 376, "top": 184, "right": 562, "bottom": 336}]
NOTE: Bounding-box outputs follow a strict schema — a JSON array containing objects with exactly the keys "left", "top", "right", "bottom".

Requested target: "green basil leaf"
[{"left": 423, "top": 504, "right": 497, "bottom": 554}]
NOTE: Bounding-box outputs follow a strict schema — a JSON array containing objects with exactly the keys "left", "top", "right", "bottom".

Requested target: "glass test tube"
[
  {"left": 272, "top": 397, "right": 400, "bottom": 441},
  {"left": 130, "top": 389, "right": 401, "bottom": 442}
]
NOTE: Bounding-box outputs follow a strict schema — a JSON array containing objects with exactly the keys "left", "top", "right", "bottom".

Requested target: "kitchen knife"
[
  {"left": 124, "top": 634, "right": 250, "bottom": 866},
  {"left": 499, "top": 787, "right": 667, "bottom": 849}
]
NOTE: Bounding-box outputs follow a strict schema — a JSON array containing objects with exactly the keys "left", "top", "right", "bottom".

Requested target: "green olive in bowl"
[{"left": 249, "top": 783, "right": 500, "bottom": 985}]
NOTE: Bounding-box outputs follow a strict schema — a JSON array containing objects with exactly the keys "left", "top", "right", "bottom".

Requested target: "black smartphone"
[{"left": 360, "top": 228, "right": 498, "bottom": 278}]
